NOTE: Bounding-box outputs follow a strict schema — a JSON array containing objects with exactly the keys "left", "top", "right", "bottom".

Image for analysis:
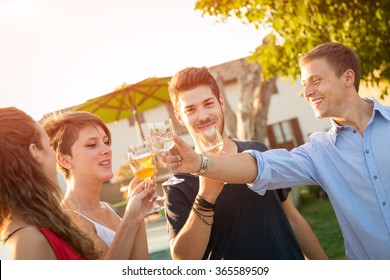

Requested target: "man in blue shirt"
[{"left": 165, "top": 42, "right": 390, "bottom": 259}]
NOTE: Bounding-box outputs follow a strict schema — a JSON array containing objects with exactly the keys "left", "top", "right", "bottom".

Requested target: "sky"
[{"left": 0, "top": 0, "right": 269, "bottom": 120}]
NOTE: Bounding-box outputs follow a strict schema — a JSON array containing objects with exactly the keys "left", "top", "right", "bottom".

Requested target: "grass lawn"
[{"left": 297, "top": 186, "right": 347, "bottom": 260}]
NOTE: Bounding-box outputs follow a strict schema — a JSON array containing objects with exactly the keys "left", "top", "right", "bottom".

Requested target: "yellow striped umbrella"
[{"left": 75, "top": 76, "right": 172, "bottom": 141}]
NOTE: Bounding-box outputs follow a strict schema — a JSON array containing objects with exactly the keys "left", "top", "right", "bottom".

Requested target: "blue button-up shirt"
[{"left": 245, "top": 97, "right": 390, "bottom": 259}]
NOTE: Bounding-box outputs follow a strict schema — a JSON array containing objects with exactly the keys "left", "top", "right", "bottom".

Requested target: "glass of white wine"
[
  {"left": 148, "top": 119, "right": 185, "bottom": 186},
  {"left": 128, "top": 141, "right": 165, "bottom": 214},
  {"left": 194, "top": 125, "right": 224, "bottom": 155}
]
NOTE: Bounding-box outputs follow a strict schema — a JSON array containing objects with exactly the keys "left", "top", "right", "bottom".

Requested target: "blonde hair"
[
  {"left": 299, "top": 42, "right": 361, "bottom": 92},
  {"left": 42, "top": 110, "right": 111, "bottom": 179}
]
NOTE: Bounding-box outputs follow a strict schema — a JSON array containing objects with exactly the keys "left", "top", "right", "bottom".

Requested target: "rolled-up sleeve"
[
  {"left": 243, "top": 148, "right": 317, "bottom": 195},
  {"left": 242, "top": 150, "right": 268, "bottom": 195}
]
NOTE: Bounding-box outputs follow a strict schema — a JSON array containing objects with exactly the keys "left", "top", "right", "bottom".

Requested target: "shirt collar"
[
  {"left": 328, "top": 123, "right": 340, "bottom": 144},
  {"left": 328, "top": 96, "right": 389, "bottom": 143},
  {"left": 365, "top": 96, "right": 390, "bottom": 121}
]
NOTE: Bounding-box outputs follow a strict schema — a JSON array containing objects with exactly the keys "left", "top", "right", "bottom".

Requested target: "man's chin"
[{"left": 313, "top": 110, "right": 325, "bottom": 119}]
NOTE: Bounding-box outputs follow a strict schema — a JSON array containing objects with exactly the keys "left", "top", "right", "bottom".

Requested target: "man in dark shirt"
[{"left": 163, "top": 66, "right": 327, "bottom": 259}]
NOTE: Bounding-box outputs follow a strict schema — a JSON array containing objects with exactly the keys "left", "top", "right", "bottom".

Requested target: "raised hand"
[
  {"left": 125, "top": 178, "right": 156, "bottom": 220},
  {"left": 160, "top": 135, "right": 202, "bottom": 174}
]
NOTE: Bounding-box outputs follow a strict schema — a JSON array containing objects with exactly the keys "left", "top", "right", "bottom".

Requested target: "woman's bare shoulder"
[{"left": 2, "top": 226, "right": 57, "bottom": 260}]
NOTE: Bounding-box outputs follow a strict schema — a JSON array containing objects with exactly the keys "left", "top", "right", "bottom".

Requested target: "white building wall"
[
  {"left": 108, "top": 119, "right": 136, "bottom": 169},
  {"left": 268, "top": 77, "right": 331, "bottom": 140}
]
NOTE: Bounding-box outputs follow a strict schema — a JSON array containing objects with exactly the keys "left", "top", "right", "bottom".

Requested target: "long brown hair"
[{"left": 0, "top": 107, "right": 100, "bottom": 259}]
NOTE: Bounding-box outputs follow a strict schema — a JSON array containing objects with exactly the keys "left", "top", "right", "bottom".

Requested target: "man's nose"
[
  {"left": 198, "top": 108, "right": 209, "bottom": 120},
  {"left": 303, "top": 85, "right": 315, "bottom": 97}
]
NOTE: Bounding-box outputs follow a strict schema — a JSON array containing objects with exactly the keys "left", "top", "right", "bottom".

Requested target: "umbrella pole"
[{"left": 133, "top": 110, "right": 145, "bottom": 142}]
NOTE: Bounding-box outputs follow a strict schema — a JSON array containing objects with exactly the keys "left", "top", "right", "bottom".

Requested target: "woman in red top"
[
  {"left": 0, "top": 108, "right": 153, "bottom": 260},
  {"left": 0, "top": 107, "right": 98, "bottom": 259}
]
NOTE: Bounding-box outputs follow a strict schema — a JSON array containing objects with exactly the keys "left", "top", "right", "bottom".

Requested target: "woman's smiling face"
[{"left": 68, "top": 125, "right": 113, "bottom": 182}]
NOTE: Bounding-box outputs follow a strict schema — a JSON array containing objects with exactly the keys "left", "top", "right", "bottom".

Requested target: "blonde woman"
[{"left": 43, "top": 111, "right": 154, "bottom": 259}]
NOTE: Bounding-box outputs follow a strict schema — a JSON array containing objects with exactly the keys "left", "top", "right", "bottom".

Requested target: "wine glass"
[
  {"left": 194, "top": 125, "right": 224, "bottom": 155},
  {"left": 148, "top": 119, "right": 185, "bottom": 186},
  {"left": 128, "top": 142, "right": 166, "bottom": 214}
]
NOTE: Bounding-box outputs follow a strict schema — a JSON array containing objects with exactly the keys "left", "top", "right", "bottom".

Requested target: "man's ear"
[
  {"left": 219, "top": 94, "right": 225, "bottom": 112},
  {"left": 174, "top": 109, "right": 185, "bottom": 126},
  {"left": 29, "top": 143, "right": 43, "bottom": 163},
  {"left": 345, "top": 69, "right": 355, "bottom": 87},
  {"left": 57, "top": 153, "right": 72, "bottom": 169}
]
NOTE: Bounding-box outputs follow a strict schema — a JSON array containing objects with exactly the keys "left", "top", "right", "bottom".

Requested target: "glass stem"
[{"left": 166, "top": 150, "right": 173, "bottom": 176}]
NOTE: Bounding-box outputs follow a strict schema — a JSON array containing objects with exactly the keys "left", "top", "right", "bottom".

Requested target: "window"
[{"left": 267, "top": 118, "right": 304, "bottom": 150}]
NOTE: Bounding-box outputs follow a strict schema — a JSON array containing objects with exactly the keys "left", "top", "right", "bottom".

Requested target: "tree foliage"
[{"left": 195, "top": 0, "right": 390, "bottom": 97}]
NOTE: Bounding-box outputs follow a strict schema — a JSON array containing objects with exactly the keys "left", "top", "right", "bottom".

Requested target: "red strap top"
[{"left": 38, "top": 227, "right": 86, "bottom": 260}]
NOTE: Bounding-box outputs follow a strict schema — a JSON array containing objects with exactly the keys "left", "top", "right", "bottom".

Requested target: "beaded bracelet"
[
  {"left": 192, "top": 194, "right": 215, "bottom": 225},
  {"left": 192, "top": 205, "right": 214, "bottom": 225},
  {"left": 195, "top": 194, "right": 215, "bottom": 210}
]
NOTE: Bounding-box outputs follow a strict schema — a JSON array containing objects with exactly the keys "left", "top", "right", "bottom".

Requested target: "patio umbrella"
[{"left": 75, "top": 76, "right": 172, "bottom": 141}]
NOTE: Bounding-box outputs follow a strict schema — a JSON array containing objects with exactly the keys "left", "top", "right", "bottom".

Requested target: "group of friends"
[{"left": 1, "top": 42, "right": 389, "bottom": 260}]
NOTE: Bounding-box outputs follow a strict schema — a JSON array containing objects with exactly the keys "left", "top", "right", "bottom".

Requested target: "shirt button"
[
  {"left": 353, "top": 130, "right": 357, "bottom": 133},
  {"left": 374, "top": 175, "right": 378, "bottom": 179},
  {"left": 365, "top": 150, "right": 369, "bottom": 154},
  {"left": 382, "top": 202, "right": 387, "bottom": 206}
]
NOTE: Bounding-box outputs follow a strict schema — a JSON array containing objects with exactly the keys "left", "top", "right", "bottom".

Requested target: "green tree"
[{"left": 195, "top": 0, "right": 390, "bottom": 141}]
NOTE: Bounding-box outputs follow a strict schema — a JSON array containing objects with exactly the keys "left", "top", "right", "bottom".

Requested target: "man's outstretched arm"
[{"left": 166, "top": 135, "right": 259, "bottom": 184}]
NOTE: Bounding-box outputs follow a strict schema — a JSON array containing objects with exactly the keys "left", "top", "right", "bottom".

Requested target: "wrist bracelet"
[
  {"left": 191, "top": 154, "right": 210, "bottom": 176},
  {"left": 195, "top": 194, "right": 215, "bottom": 210},
  {"left": 192, "top": 206, "right": 214, "bottom": 225}
]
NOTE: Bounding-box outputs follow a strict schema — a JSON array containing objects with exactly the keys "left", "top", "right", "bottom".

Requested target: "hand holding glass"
[
  {"left": 148, "top": 119, "right": 185, "bottom": 186},
  {"left": 128, "top": 142, "right": 165, "bottom": 214}
]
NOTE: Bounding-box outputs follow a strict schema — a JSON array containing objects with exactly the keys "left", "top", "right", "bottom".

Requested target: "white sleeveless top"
[{"left": 73, "top": 202, "right": 121, "bottom": 247}]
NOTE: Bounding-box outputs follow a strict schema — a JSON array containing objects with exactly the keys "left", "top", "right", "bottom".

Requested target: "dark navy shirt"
[{"left": 164, "top": 140, "right": 304, "bottom": 260}]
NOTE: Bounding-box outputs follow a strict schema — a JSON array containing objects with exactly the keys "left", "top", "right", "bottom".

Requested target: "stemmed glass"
[
  {"left": 128, "top": 141, "right": 166, "bottom": 214},
  {"left": 194, "top": 125, "right": 224, "bottom": 155},
  {"left": 148, "top": 119, "right": 185, "bottom": 186}
]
